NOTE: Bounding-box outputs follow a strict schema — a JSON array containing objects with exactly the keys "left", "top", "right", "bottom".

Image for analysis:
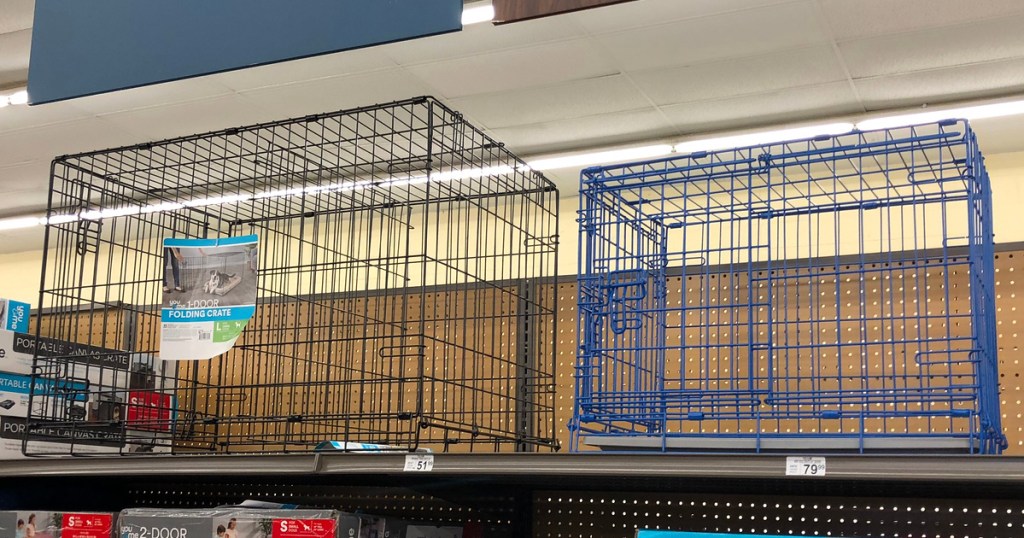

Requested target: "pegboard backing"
[
  {"left": 556, "top": 246, "right": 1024, "bottom": 454},
  {"left": 994, "top": 251, "right": 1024, "bottom": 452},
  {"left": 534, "top": 490, "right": 1024, "bottom": 538},
  {"left": 34, "top": 305, "right": 130, "bottom": 351},
  {"left": 28, "top": 247, "right": 1024, "bottom": 455},
  {"left": 161, "top": 286, "right": 548, "bottom": 454}
]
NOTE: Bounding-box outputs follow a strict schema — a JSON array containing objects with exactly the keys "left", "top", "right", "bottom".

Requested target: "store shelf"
[{"left": 5, "top": 453, "right": 1024, "bottom": 484}]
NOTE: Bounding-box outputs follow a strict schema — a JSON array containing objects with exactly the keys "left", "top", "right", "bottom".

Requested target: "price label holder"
[
  {"left": 785, "top": 456, "right": 827, "bottom": 477},
  {"left": 404, "top": 453, "right": 435, "bottom": 472}
]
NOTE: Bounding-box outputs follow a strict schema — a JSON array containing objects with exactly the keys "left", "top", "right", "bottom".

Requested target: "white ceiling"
[{"left": 2, "top": 0, "right": 1024, "bottom": 252}]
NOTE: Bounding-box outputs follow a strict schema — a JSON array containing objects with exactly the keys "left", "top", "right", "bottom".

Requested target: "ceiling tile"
[
  {"left": 97, "top": 95, "right": 271, "bottom": 142},
  {"left": 531, "top": 168, "right": 579, "bottom": 194},
  {"left": 0, "top": 0, "right": 33, "bottom": 34},
  {"left": 211, "top": 47, "right": 396, "bottom": 92},
  {"left": 821, "top": 0, "right": 1024, "bottom": 40},
  {"left": 449, "top": 74, "right": 651, "bottom": 128},
  {"left": 0, "top": 29, "right": 30, "bottom": 85},
  {"left": 71, "top": 77, "right": 236, "bottom": 115},
  {"left": 0, "top": 189, "right": 47, "bottom": 214},
  {"left": 631, "top": 45, "right": 845, "bottom": 106},
  {"left": 570, "top": 0, "right": 795, "bottom": 34},
  {"left": 0, "top": 99, "right": 93, "bottom": 134},
  {"left": 0, "top": 160, "right": 48, "bottom": 192},
  {"left": 0, "top": 117, "right": 142, "bottom": 162},
  {"left": 406, "top": 38, "right": 615, "bottom": 99},
  {"left": 839, "top": 14, "right": 1024, "bottom": 78},
  {"left": 661, "top": 81, "right": 861, "bottom": 134},
  {"left": 854, "top": 58, "right": 1024, "bottom": 110},
  {"left": 381, "top": 15, "right": 588, "bottom": 66},
  {"left": 0, "top": 67, "right": 27, "bottom": 88},
  {"left": 491, "top": 107, "right": 677, "bottom": 156},
  {"left": 240, "top": 69, "right": 433, "bottom": 119},
  {"left": 595, "top": 0, "right": 827, "bottom": 72}
]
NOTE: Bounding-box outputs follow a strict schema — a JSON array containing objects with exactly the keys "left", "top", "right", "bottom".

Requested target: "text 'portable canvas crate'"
[{"left": 573, "top": 119, "right": 1004, "bottom": 454}]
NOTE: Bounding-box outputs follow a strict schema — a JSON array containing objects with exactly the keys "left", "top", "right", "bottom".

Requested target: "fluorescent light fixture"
[
  {"left": 432, "top": 164, "right": 516, "bottom": 182},
  {"left": 674, "top": 123, "right": 855, "bottom": 155},
  {"left": 0, "top": 87, "right": 30, "bottom": 108},
  {"left": 141, "top": 201, "right": 184, "bottom": 213},
  {"left": 384, "top": 175, "right": 429, "bottom": 188},
  {"left": 183, "top": 194, "right": 251, "bottom": 207},
  {"left": 0, "top": 216, "right": 43, "bottom": 231},
  {"left": 7, "top": 90, "right": 28, "bottom": 106},
  {"left": 856, "top": 99, "right": 1024, "bottom": 131},
  {"left": 528, "top": 145, "right": 674, "bottom": 171},
  {"left": 462, "top": 2, "right": 495, "bottom": 25},
  {"left": 254, "top": 187, "right": 305, "bottom": 199},
  {"left": 46, "top": 214, "right": 80, "bottom": 225},
  {"left": 82, "top": 206, "right": 141, "bottom": 220}
]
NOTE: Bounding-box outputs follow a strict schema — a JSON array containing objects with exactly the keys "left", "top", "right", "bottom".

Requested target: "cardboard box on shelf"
[
  {"left": 0, "top": 298, "right": 29, "bottom": 333},
  {"left": 0, "top": 511, "right": 116, "bottom": 538},
  {"left": 119, "top": 508, "right": 408, "bottom": 538},
  {"left": 0, "top": 329, "right": 174, "bottom": 458}
]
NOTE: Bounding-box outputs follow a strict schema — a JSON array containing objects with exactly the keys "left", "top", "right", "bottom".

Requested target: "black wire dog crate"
[{"left": 26, "top": 97, "right": 559, "bottom": 455}]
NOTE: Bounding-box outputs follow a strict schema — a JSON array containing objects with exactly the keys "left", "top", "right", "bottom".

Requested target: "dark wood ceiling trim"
[{"left": 492, "top": 0, "right": 638, "bottom": 24}]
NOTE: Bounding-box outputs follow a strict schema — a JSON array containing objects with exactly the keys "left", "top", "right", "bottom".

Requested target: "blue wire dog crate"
[{"left": 572, "top": 120, "right": 1005, "bottom": 454}]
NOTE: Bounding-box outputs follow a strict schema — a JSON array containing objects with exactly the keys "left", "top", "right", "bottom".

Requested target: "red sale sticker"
[
  {"left": 63, "top": 513, "right": 113, "bottom": 538},
  {"left": 272, "top": 519, "right": 336, "bottom": 538},
  {"left": 126, "top": 391, "right": 174, "bottom": 432}
]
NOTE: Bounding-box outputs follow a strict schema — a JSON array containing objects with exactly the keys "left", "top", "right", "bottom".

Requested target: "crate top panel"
[
  {"left": 580, "top": 120, "right": 983, "bottom": 225},
  {"left": 49, "top": 96, "right": 555, "bottom": 224}
]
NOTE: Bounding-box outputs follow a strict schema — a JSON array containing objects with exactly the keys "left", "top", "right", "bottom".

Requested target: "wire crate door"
[
  {"left": 673, "top": 179, "right": 776, "bottom": 430},
  {"left": 577, "top": 196, "right": 669, "bottom": 434}
]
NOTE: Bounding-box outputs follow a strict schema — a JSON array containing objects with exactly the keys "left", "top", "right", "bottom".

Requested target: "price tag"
[
  {"left": 786, "top": 456, "right": 826, "bottom": 476},
  {"left": 404, "top": 454, "right": 434, "bottom": 472}
]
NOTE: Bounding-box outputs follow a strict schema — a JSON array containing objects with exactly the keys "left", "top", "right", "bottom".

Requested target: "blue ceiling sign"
[{"left": 28, "top": 0, "right": 463, "bottom": 104}]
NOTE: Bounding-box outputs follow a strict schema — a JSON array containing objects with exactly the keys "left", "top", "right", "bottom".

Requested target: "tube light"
[
  {"left": 462, "top": 2, "right": 495, "bottom": 25},
  {"left": 0, "top": 216, "right": 43, "bottom": 231},
  {"left": 674, "top": 123, "right": 855, "bottom": 155},
  {"left": 141, "top": 202, "right": 185, "bottom": 213},
  {"left": 46, "top": 214, "right": 80, "bottom": 225},
  {"left": 528, "top": 145, "right": 674, "bottom": 171},
  {"left": 82, "top": 206, "right": 141, "bottom": 220},
  {"left": 7, "top": 90, "right": 28, "bottom": 106},
  {"left": 856, "top": 99, "right": 1024, "bottom": 131},
  {"left": 183, "top": 194, "right": 252, "bottom": 207},
  {"left": 5, "top": 93, "right": 1022, "bottom": 235}
]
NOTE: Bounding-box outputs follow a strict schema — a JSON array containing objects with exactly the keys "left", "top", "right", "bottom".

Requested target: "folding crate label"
[
  {"left": 785, "top": 456, "right": 826, "bottom": 476},
  {"left": 160, "top": 235, "right": 258, "bottom": 361},
  {"left": 64, "top": 513, "right": 114, "bottom": 538},
  {"left": 272, "top": 519, "right": 336, "bottom": 538}
]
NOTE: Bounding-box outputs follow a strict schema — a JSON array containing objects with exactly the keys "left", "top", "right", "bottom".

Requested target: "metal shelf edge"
[{"left": 2, "top": 454, "right": 1023, "bottom": 484}]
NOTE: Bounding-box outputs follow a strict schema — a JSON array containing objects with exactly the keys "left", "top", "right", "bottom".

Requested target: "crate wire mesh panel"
[
  {"left": 27, "top": 96, "right": 559, "bottom": 455},
  {"left": 572, "top": 119, "right": 1004, "bottom": 453}
]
